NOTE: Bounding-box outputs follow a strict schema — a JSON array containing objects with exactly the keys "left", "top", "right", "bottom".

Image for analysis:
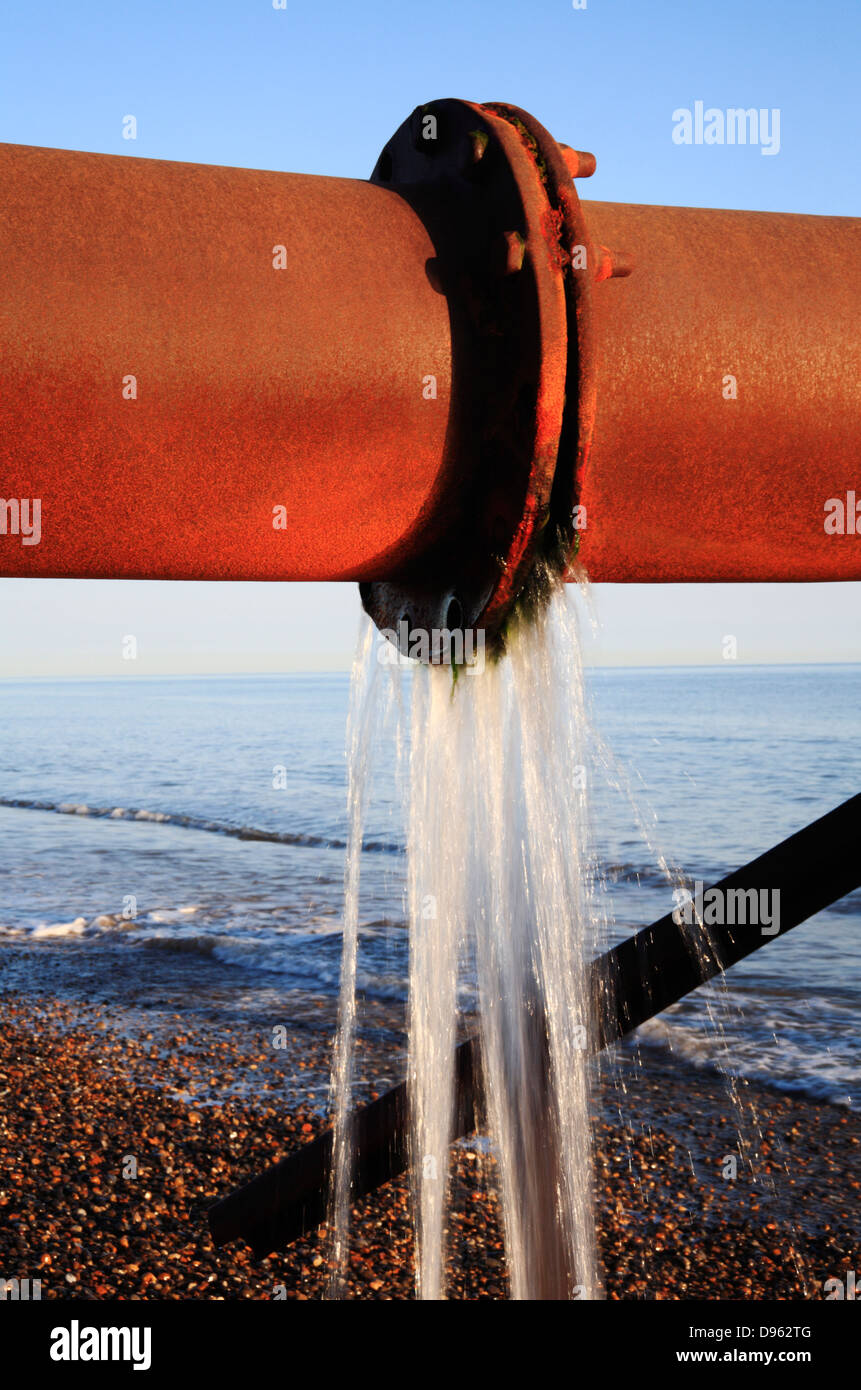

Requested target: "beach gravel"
[{"left": 0, "top": 993, "right": 856, "bottom": 1300}]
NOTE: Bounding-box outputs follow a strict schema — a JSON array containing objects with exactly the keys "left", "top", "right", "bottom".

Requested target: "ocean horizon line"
[{"left": 2, "top": 658, "right": 861, "bottom": 685}]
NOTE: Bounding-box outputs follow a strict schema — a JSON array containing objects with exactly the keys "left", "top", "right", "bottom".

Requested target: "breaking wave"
[{"left": 0, "top": 796, "right": 400, "bottom": 855}]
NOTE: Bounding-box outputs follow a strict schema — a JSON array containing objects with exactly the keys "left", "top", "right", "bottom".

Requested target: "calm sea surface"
[{"left": 1, "top": 663, "right": 858, "bottom": 1106}]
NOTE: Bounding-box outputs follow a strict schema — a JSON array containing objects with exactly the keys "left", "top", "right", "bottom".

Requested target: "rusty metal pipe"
[
  {"left": 0, "top": 143, "right": 452, "bottom": 582},
  {"left": 579, "top": 201, "right": 861, "bottom": 583},
  {"left": 1, "top": 105, "right": 859, "bottom": 629}
]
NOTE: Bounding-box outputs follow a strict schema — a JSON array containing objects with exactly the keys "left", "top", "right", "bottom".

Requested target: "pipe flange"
[{"left": 360, "top": 98, "right": 597, "bottom": 663}]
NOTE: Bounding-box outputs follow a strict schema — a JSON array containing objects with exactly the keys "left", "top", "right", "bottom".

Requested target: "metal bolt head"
[
  {"left": 559, "top": 144, "right": 597, "bottom": 179},
  {"left": 468, "top": 129, "right": 489, "bottom": 165},
  {"left": 499, "top": 230, "right": 526, "bottom": 275}
]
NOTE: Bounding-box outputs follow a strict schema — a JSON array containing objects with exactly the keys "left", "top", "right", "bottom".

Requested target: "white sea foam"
[
  {"left": 636, "top": 999, "right": 857, "bottom": 1108},
  {"left": 31, "top": 917, "right": 88, "bottom": 939}
]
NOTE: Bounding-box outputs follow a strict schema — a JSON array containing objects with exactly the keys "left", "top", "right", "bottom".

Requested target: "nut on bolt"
[
  {"left": 559, "top": 144, "right": 597, "bottom": 178},
  {"left": 594, "top": 245, "right": 634, "bottom": 281},
  {"left": 499, "top": 229, "right": 526, "bottom": 275}
]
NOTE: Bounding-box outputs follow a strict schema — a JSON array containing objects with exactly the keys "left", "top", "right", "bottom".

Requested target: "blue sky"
[{"left": 1, "top": 0, "right": 858, "bottom": 673}]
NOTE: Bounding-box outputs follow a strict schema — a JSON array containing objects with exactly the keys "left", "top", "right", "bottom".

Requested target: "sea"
[{"left": 1, "top": 662, "right": 858, "bottom": 1108}]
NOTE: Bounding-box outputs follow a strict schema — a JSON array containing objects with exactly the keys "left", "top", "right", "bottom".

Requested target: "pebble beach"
[
  {"left": 2, "top": 668, "right": 858, "bottom": 1302},
  {"left": 1, "top": 987, "right": 856, "bottom": 1301}
]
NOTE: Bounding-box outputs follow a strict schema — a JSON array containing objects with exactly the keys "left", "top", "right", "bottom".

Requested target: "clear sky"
[{"left": 1, "top": 0, "right": 858, "bottom": 675}]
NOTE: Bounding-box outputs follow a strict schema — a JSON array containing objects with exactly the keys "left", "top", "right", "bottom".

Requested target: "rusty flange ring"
[
  {"left": 484, "top": 103, "right": 600, "bottom": 571},
  {"left": 360, "top": 97, "right": 597, "bottom": 662}
]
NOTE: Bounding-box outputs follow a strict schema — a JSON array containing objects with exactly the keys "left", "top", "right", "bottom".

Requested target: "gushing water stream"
[
  {"left": 327, "top": 577, "right": 804, "bottom": 1299},
  {"left": 407, "top": 586, "right": 600, "bottom": 1298},
  {"left": 329, "top": 581, "right": 603, "bottom": 1298},
  {"left": 327, "top": 619, "right": 383, "bottom": 1299}
]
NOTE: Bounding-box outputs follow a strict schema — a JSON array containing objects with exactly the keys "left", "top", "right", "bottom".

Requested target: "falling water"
[
  {"left": 328, "top": 573, "right": 804, "bottom": 1299},
  {"left": 406, "top": 580, "right": 602, "bottom": 1299},
  {"left": 328, "top": 581, "right": 602, "bottom": 1299},
  {"left": 327, "top": 616, "right": 383, "bottom": 1298},
  {"left": 405, "top": 665, "right": 467, "bottom": 1300}
]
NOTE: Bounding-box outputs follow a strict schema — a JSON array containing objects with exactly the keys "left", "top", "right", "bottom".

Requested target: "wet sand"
[{"left": 0, "top": 990, "right": 856, "bottom": 1300}]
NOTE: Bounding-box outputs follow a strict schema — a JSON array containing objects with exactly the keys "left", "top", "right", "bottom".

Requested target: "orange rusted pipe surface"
[
  {"left": 0, "top": 143, "right": 452, "bottom": 581},
  {"left": 578, "top": 201, "right": 861, "bottom": 582},
  {"left": 1, "top": 131, "right": 858, "bottom": 594}
]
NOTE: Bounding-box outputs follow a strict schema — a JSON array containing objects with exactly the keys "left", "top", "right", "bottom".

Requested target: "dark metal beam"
[{"left": 209, "top": 793, "right": 861, "bottom": 1258}]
